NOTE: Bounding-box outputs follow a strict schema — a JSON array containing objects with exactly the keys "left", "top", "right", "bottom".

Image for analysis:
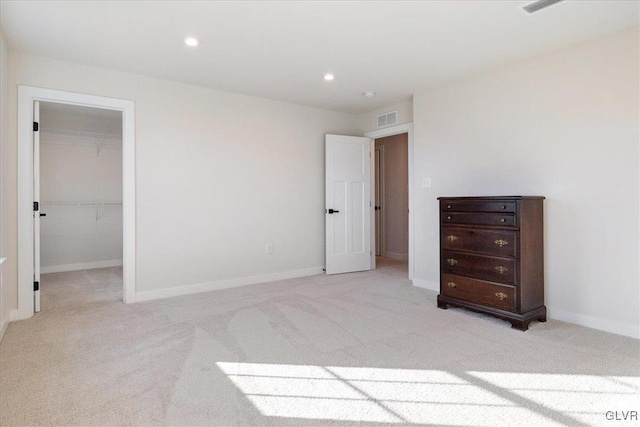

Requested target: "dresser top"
[{"left": 438, "top": 196, "right": 545, "bottom": 200}]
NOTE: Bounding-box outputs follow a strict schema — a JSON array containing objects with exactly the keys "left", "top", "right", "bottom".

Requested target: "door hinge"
[
  {"left": 33, "top": 201, "right": 39, "bottom": 212},
  {"left": 33, "top": 122, "right": 39, "bottom": 132},
  {"left": 34, "top": 281, "right": 39, "bottom": 291}
]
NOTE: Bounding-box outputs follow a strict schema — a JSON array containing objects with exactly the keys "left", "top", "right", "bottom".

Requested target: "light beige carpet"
[{"left": 1, "top": 259, "right": 638, "bottom": 426}]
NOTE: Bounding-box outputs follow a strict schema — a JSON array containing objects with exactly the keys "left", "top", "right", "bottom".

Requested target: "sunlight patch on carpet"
[{"left": 212, "top": 362, "right": 639, "bottom": 425}]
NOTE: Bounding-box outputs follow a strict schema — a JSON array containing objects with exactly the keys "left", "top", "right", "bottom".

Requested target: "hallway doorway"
[{"left": 374, "top": 133, "right": 408, "bottom": 271}]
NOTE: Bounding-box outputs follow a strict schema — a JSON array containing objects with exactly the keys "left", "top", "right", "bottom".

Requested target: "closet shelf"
[
  {"left": 41, "top": 202, "right": 122, "bottom": 222},
  {"left": 41, "top": 202, "right": 123, "bottom": 207},
  {"left": 40, "top": 129, "right": 122, "bottom": 154},
  {"left": 41, "top": 129, "right": 122, "bottom": 140}
]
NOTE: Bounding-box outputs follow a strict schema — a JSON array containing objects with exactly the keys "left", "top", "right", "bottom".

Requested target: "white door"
[
  {"left": 325, "top": 134, "right": 372, "bottom": 275},
  {"left": 33, "top": 101, "right": 41, "bottom": 312}
]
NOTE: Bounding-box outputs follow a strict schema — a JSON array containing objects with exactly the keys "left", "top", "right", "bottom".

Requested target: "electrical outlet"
[
  {"left": 266, "top": 244, "right": 273, "bottom": 254},
  {"left": 421, "top": 177, "right": 432, "bottom": 188}
]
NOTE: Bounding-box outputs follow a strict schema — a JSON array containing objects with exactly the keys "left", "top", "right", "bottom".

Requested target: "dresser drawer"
[
  {"left": 441, "top": 200, "right": 516, "bottom": 213},
  {"left": 442, "top": 251, "right": 516, "bottom": 284},
  {"left": 441, "top": 227, "right": 517, "bottom": 257},
  {"left": 442, "top": 274, "right": 516, "bottom": 312},
  {"left": 442, "top": 212, "right": 516, "bottom": 227}
]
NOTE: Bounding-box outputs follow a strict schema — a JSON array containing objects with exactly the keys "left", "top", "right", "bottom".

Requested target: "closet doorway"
[
  {"left": 373, "top": 133, "right": 409, "bottom": 273},
  {"left": 17, "top": 86, "right": 135, "bottom": 320},
  {"left": 35, "top": 102, "right": 124, "bottom": 312}
]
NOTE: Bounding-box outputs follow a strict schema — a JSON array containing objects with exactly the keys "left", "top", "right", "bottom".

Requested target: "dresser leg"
[
  {"left": 509, "top": 319, "right": 528, "bottom": 331},
  {"left": 537, "top": 308, "right": 547, "bottom": 323},
  {"left": 437, "top": 297, "right": 448, "bottom": 310}
]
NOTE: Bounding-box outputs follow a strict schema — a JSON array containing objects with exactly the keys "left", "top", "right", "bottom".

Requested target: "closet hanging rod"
[
  {"left": 41, "top": 202, "right": 123, "bottom": 207},
  {"left": 40, "top": 129, "right": 122, "bottom": 140}
]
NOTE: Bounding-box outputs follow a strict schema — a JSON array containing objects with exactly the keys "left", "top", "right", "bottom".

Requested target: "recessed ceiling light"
[
  {"left": 324, "top": 73, "right": 335, "bottom": 81},
  {"left": 183, "top": 36, "right": 199, "bottom": 47},
  {"left": 363, "top": 91, "right": 376, "bottom": 98}
]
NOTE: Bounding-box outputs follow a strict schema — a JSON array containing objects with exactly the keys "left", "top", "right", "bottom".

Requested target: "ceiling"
[{"left": 2, "top": 1, "right": 638, "bottom": 114}]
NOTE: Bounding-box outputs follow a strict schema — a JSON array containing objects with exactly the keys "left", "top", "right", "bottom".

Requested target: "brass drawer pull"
[
  {"left": 495, "top": 292, "right": 508, "bottom": 300},
  {"left": 495, "top": 266, "right": 509, "bottom": 274},
  {"left": 446, "top": 205, "right": 452, "bottom": 209},
  {"left": 447, "top": 258, "right": 458, "bottom": 266},
  {"left": 495, "top": 239, "right": 508, "bottom": 247},
  {"left": 500, "top": 218, "right": 506, "bottom": 223},
  {"left": 501, "top": 205, "right": 507, "bottom": 210},
  {"left": 447, "top": 282, "right": 457, "bottom": 289},
  {"left": 446, "top": 215, "right": 452, "bottom": 220},
  {"left": 446, "top": 235, "right": 458, "bottom": 242}
]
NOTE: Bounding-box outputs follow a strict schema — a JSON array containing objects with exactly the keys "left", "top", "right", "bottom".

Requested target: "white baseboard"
[
  {"left": 382, "top": 251, "right": 409, "bottom": 261},
  {"left": 0, "top": 310, "right": 18, "bottom": 342},
  {"left": 133, "top": 266, "right": 324, "bottom": 303},
  {"left": 41, "top": 259, "right": 123, "bottom": 274},
  {"left": 547, "top": 306, "right": 639, "bottom": 339},
  {"left": 412, "top": 279, "right": 439, "bottom": 292},
  {"left": 0, "top": 319, "right": 8, "bottom": 342}
]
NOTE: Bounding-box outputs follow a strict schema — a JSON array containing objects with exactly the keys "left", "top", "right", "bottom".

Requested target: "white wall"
[
  {"left": 2, "top": 52, "right": 360, "bottom": 309},
  {"left": 375, "top": 134, "right": 408, "bottom": 260},
  {"left": 39, "top": 134, "right": 123, "bottom": 272},
  {"left": 40, "top": 139, "right": 123, "bottom": 203},
  {"left": 412, "top": 27, "right": 639, "bottom": 338},
  {"left": 359, "top": 99, "right": 413, "bottom": 133},
  {"left": 40, "top": 103, "right": 123, "bottom": 135},
  {"left": 0, "top": 31, "right": 10, "bottom": 339}
]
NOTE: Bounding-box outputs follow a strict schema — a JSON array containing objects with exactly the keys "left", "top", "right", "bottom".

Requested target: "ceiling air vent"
[{"left": 377, "top": 111, "right": 397, "bottom": 128}]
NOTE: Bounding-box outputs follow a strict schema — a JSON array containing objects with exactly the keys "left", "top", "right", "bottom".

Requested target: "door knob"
[{"left": 328, "top": 209, "right": 340, "bottom": 214}]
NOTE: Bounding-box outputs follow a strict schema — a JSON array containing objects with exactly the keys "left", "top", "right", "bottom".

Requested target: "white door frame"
[
  {"left": 17, "top": 85, "right": 136, "bottom": 319},
  {"left": 374, "top": 145, "right": 385, "bottom": 257},
  {"left": 33, "top": 101, "right": 41, "bottom": 312},
  {"left": 365, "top": 123, "right": 414, "bottom": 280}
]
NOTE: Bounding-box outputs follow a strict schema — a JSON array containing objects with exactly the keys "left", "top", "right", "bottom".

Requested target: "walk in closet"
[{"left": 39, "top": 102, "right": 123, "bottom": 273}]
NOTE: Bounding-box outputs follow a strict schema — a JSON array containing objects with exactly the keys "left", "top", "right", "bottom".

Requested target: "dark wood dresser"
[{"left": 437, "top": 196, "right": 546, "bottom": 331}]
